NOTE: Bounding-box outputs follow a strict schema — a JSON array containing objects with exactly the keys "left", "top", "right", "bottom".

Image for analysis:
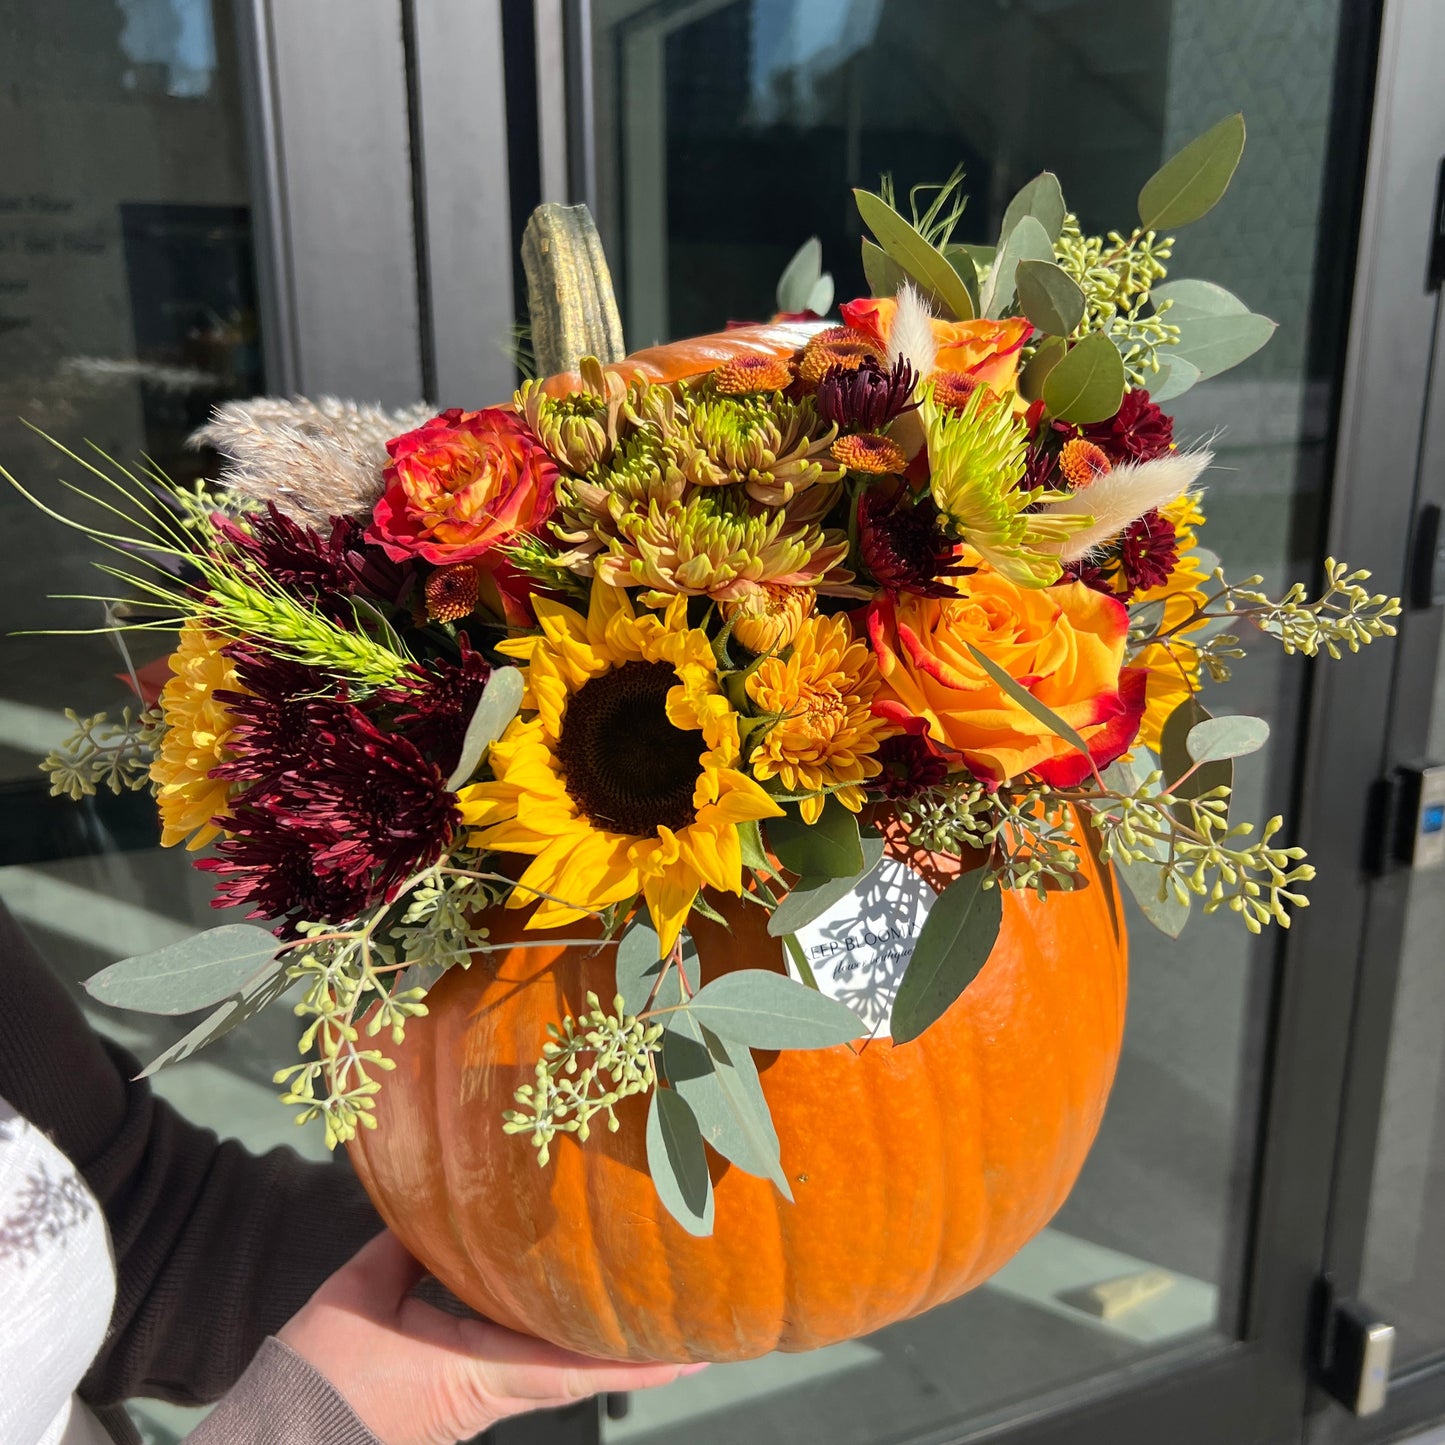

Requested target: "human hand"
[{"left": 279, "top": 1229, "right": 705, "bottom": 1445}]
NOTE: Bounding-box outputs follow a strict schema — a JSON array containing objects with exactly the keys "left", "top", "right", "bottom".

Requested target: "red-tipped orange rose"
[
  {"left": 866, "top": 572, "right": 1146, "bottom": 785},
  {"left": 839, "top": 297, "right": 1032, "bottom": 394},
  {"left": 368, "top": 408, "right": 557, "bottom": 565}
]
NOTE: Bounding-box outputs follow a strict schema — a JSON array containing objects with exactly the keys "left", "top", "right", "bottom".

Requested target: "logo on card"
[{"left": 790, "top": 858, "right": 937, "bottom": 1036}]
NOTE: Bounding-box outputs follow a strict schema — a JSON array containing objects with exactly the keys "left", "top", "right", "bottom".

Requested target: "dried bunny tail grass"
[
  {"left": 886, "top": 284, "right": 937, "bottom": 382},
  {"left": 1043, "top": 449, "right": 1212, "bottom": 563},
  {"left": 190, "top": 395, "right": 433, "bottom": 526}
]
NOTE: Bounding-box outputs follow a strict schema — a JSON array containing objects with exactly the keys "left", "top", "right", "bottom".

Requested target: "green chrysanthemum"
[
  {"left": 518, "top": 356, "right": 629, "bottom": 473},
  {"left": 672, "top": 387, "right": 843, "bottom": 506},
  {"left": 925, "top": 387, "right": 1089, "bottom": 588},
  {"left": 595, "top": 487, "right": 852, "bottom": 603}
]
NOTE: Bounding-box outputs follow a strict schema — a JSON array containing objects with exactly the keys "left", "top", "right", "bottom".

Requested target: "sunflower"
[
  {"left": 150, "top": 619, "right": 246, "bottom": 850},
  {"left": 745, "top": 612, "right": 894, "bottom": 823},
  {"left": 457, "top": 581, "right": 783, "bottom": 951},
  {"left": 1132, "top": 492, "right": 1211, "bottom": 751}
]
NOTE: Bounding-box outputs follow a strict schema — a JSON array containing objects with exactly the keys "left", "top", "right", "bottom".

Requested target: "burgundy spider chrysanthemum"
[
  {"left": 1116, "top": 509, "right": 1180, "bottom": 596},
  {"left": 213, "top": 644, "right": 350, "bottom": 786},
  {"left": 857, "top": 485, "right": 973, "bottom": 597},
  {"left": 219, "top": 504, "right": 415, "bottom": 619},
  {"left": 1082, "top": 388, "right": 1174, "bottom": 464},
  {"left": 379, "top": 636, "right": 493, "bottom": 774},
  {"left": 1061, "top": 557, "right": 1120, "bottom": 597},
  {"left": 198, "top": 821, "right": 376, "bottom": 933},
  {"left": 870, "top": 729, "right": 951, "bottom": 801},
  {"left": 201, "top": 706, "right": 459, "bottom": 932},
  {"left": 816, "top": 356, "right": 919, "bottom": 433}
]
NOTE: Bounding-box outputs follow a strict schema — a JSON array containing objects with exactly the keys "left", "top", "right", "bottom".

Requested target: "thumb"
[{"left": 326, "top": 1229, "right": 429, "bottom": 1315}]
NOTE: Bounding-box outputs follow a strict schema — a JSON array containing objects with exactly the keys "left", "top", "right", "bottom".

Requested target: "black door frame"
[{"left": 1306, "top": 1, "right": 1445, "bottom": 1440}]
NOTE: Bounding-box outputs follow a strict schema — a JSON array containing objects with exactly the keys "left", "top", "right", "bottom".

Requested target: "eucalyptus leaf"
[
  {"left": 767, "top": 797, "right": 864, "bottom": 879},
  {"left": 1015, "top": 259, "right": 1086, "bottom": 336},
  {"left": 1114, "top": 851, "right": 1191, "bottom": 938},
  {"left": 1151, "top": 278, "right": 1249, "bottom": 320},
  {"left": 1159, "top": 696, "right": 1232, "bottom": 822},
  {"left": 1149, "top": 354, "right": 1202, "bottom": 403},
  {"left": 766, "top": 833, "right": 887, "bottom": 937},
  {"left": 855, "top": 189, "right": 976, "bottom": 320},
  {"left": 890, "top": 870, "right": 1003, "bottom": 1043},
  {"left": 1137, "top": 113, "right": 1246, "bottom": 231},
  {"left": 1127, "top": 596, "right": 1169, "bottom": 639},
  {"left": 1042, "top": 331, "right": 1127, "bottom": 424},
  {"left": 1192, "top": 548, "right": 1222, "bottom": 579},
  {"left": 776, "top": 236, "right": 824, "bottom": 314},
  {"left": 1186, "top": 714, "right": 1270, "bottom": 764},
  {"left": 861, "top": 238, "right": 906, "bottom": 299},
  {"left": 999, "top": 171, "right": 1067, "bottom": 245},
  {"left": 1169, "top": 312, "right": 1277, "bottom": 381},
  {"left": 1101, "top": 748, "right": 1154, "bottom": 797},
  {"left": 965, "top": 643, "right": 1093, "bottom": 760},
  {"left": 805, "top": 273, "right": 835, "bottom": 317},
  {"left": 684, "top": 970, "right": 862, "bottom": 1050},
  {"left": 86, "top": 925, "right": 284, "bottom": 1016},
  {"left": 1018, "top": 335, "right": 1066, "bottom": 403},
  {"left": 646, "top": 1087, "right": 713, "bottom": 1236},
  {"left": 616, "top": 919, "right": 699, "bottom": 1017},
  {"left": 137, "top": 966, "right": 293, "bottom": 1079},
  {"left": 941, "top": 244, "right": 980, "bottom": 310},
  {"left": 981, "top": 215, "right": 1053, "bottom": 320},
  {"left": 665, "top": 1016, "right": 790, "bottom": 1197},
  {"left": 445, "top": 666, "right": 524, "bottom": 790}
]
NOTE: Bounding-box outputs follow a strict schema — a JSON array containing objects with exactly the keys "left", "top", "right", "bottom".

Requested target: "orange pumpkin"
[
  {"left": 538, "top": 319, "right": 826, "bottom": 396},
  {"left": 348, "top": 816, "right": 1127, "bottom": 1363}
]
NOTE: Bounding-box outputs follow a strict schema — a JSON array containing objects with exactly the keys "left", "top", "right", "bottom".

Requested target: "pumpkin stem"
[{"left": 521, "top": 203, "right": 626, "bottom": 378}]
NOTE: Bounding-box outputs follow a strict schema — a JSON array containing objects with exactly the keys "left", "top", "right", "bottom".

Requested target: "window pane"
[{"left": 0, "top": 8, "right": 289, "bottom": 1441}]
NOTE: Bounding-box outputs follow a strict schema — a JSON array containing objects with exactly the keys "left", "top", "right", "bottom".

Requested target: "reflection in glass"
[
  {"left": 0, "top": 8, "right": 287, "bottom": 1440},
  {"left": 587, "top": 0, "right": 1355, "bottom": 1438}
]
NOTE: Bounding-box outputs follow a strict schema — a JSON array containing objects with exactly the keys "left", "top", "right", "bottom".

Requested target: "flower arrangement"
[{"left": 12, "top": 115, "right": 1399, "bottom": 1243}]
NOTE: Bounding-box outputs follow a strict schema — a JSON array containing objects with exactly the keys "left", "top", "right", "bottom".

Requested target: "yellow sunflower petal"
[{"left": 643, "top": 864, "right": 701, "bottom": 955}]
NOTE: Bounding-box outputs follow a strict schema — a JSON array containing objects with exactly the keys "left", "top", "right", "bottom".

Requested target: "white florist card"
[{"left": 788, "top": 857, "right": 938, "bottom": 1037}]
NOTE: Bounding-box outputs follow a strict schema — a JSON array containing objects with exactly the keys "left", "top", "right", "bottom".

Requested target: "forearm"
[
  {"left": 0, "top": 906, "right": 382, "bottom": 1406},
  {"left": 185, "top": 1339, "right": 380, "bottom": 1445}
]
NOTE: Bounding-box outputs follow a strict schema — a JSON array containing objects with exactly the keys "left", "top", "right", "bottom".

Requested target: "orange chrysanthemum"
[
  {"left": 830, "top": 432, "right": 907, "bottom": 475},
  {"left": 930, "top": 371, "right": 983, "bottom": 413},
  {"left": 713, "top": 354, "right": 793, "bottom": 395},
  {"left": 798, "top": 326, "right": 884, "bottom": 386},
  {"left": 150, "top": 619, "right": 245, "bottom": 850},
  {"left": 745, "top": 612, "right": 894, "bottom": 822},
  {"left": 425, "top": 561, "right": 481, "bottom": 622},
  {"left": 1058, "top": 438, "right": 1112, "bottom": 488}
]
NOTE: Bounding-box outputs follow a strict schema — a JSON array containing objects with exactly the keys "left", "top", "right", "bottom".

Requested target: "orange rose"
[
  {"left": 839, "top": 297, "right": 1031, "bottom": 394},
  {"left": 867, "top": 573, "right": 1146, "bottom": 785},
  {"left": 368, "top": 407, "right": 556, "bottom": 565}
]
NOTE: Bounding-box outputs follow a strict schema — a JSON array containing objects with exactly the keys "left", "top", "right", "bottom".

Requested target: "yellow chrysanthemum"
[
  {"left": 1133, "top": 492, "right": 1211, "bottom": 751},
  {"left": 745, "top": 612, "right": 894, "bottom": 824},
  {"left": 150, "top": 619, "right": 243, "bottom": 850},
  {"left": 456, "top": 580, "right": 783, "bottom": 952},
  {"left": 721, "top": 584, "right": 815, "bottom": 654}
]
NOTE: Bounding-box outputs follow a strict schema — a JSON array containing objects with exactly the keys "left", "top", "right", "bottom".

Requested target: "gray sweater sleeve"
[{"left": 185, "top": 1339, "right": 381, "bottom": 1445}]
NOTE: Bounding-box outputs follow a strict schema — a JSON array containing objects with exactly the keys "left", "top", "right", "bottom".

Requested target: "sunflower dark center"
[{"left": 556, "top": 661, "right": 703, "bottom": 836}]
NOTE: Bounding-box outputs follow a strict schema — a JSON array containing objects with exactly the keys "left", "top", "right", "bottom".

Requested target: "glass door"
[
  {"left": 542, "top": 0, "right": 1419, "bottom": 1441},
  {"left": 1307, "top": 5, "right": 1445, "bottom": 1438}
]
